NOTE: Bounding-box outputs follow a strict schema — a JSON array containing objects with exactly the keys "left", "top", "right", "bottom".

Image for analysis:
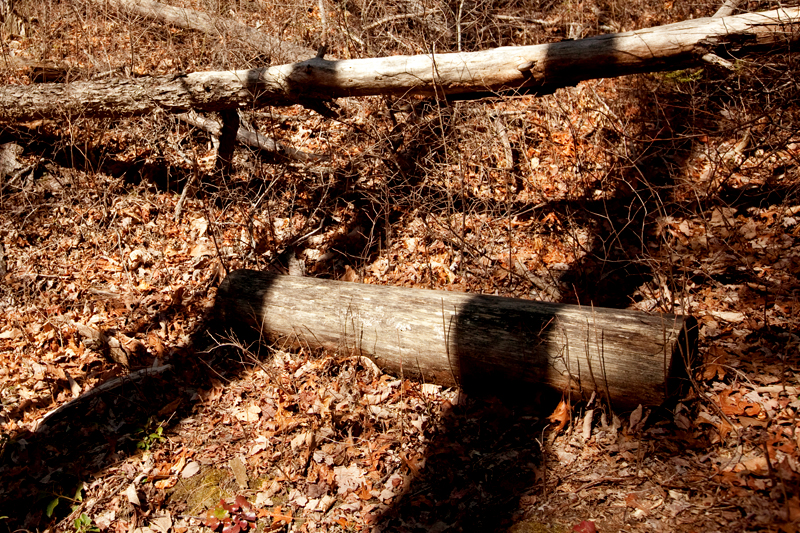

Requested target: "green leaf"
[
  {"left": 74, "top": 513, "right": 99, "bottom": 533},
  {"left": 45, "top": 497, "right": 59, "bottom": 518},
  {"left": 212, "top": 505, "right": 229, "bottom": 519},
  {"left": 73, "top": 483, "right": 84, "bottom": 502}
]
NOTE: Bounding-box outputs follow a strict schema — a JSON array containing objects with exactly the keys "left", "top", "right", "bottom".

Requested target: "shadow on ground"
[{"left": 5, "top": 41, "right": 795, "bottom": 533}]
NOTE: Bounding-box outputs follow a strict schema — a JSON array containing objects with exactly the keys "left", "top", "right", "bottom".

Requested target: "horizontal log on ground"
[
  {"left": 215, "top": 270, "right": 698, "bottom": 409},
  {"left": 1, "top": 8, "right": 798, "bottom": 122}
]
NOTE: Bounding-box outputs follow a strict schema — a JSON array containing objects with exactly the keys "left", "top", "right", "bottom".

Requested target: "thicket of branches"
[
  {"left": 0, "top": 0, "right": 796, "bottom": 311},
  {"left": 1, "top": 0, "right": 799, "bottom": 531}
]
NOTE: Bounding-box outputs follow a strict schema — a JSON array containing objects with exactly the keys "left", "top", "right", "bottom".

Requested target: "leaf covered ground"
[{"left": 1, "top": 0, "right": 799, "bottom": 532}]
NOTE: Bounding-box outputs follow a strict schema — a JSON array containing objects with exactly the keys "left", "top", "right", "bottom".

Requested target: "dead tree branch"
[
  {"left": 1, "top": 8, "right": 798, "bottom": 122},
  {"left": 85, "top": 0, "right": 316, "bottom": 63},
  {"left": 177, "top": 111, "right": 327, "bottom": 162},
  {"left": 216, "top": 270, "right": 698, "bottom": 408}
]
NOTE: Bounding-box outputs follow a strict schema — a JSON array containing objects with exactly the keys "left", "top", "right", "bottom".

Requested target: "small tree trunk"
[
  {"left": 215, "top": 270, "right": 697, "bottom": 409},
  {"left": 214, "top": 110, "right": 239, "bottom": 175}
]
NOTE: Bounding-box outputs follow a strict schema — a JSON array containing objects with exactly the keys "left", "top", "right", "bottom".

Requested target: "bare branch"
[
  {"left": 2, "top": 8, "right": 798, "bottom": 122},
  {"left": 86, "top": 0, "right": 316, "bottom": 63},
  {"left": 177, "top": 111, "right": 328, "bottom": 163}
]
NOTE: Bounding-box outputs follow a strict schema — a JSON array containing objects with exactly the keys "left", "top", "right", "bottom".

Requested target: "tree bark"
[
  {"left": 1, "top": 7, "right": 798, "bottom": 123},
  {"left": 215, "top": 270, "right": 698, "bottom": 409},
  {"left": 87, "top": 0, "right": 316, "bottom": 64},
  {"left": 714, "top": 0, "right": 743, "bottom": 18}
]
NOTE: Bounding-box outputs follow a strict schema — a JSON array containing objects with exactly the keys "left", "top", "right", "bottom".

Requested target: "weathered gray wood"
[
  {"left": 1, "top": 8, "right": 798, "bottom": 122},
  {"left": 177, "top": 110, "right": 326, "bottom": 162},
  {"left": 89, "top": 0, "right": 316, "bottom": 63},
  {"left": 714, "top": 0, "right": 743, "bottom": 18},
  {"left": 215, "top": 270, "right": 697, "bottom": 408}
]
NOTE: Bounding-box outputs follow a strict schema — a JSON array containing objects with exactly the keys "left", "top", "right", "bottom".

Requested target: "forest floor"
[{"left": 1, "top": 0, "right": 799, "bottom": 532}]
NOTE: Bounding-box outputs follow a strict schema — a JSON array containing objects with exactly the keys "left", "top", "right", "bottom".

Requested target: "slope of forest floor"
[{"left": 1, "top": 0, "right": 799, "bottom": 532}]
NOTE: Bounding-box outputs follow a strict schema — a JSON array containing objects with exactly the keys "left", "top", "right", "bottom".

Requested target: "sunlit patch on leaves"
[
  {"left": 0, "top": 1, "right": 798, "bottom": 531},
  {"left": 202, "top": 496, "right": 258, "bottom": 533}
]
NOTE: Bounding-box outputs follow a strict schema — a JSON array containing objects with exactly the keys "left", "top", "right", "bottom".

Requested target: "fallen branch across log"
[
  {"left": 1, "top": 7, "right": 798, "bottom": 122},
  {"left": 215, "top": 270, "right": 698, "bottom": 409},
  {"left": 84, "top": 0, "right": 316, "bottom": 63}
]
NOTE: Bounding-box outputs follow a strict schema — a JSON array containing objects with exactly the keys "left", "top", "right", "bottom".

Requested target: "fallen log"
[
  {"left": 1, "top": 8, "right": 798, "bottom": 122},
  {"left": 85, "top": 0, "right": 316, "bottom": 63},
  {"left": 215, "top": 270, "right": 697, "bottom": 409}
]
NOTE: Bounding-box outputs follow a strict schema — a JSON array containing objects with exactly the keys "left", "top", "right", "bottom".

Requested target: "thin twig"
[{"left": 174, "top": 148, "right": 200, "bottom": 221}]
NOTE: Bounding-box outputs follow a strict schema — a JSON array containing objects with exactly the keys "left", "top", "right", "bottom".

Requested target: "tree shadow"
[
  {"left": 210, "top": 269, "right": 694, "bottom": 532},
  {"left": 3, "top": 26, "right": 792, "bottom": 531},
  {"left": 0, "top": 279, "right": 266, "bottom": 530},
  {"left": 353, "top": 34, "right": 713, "bottom": 533},
  {"left": 375, "top": 394, "right": 555, "bottom": 532}
]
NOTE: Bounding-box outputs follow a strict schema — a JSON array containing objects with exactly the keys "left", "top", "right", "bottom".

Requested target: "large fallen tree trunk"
[
  {"left": 215, "top": 270, "right": 697, "bottom": 409},
  {"left": 1, "top": 8, "right": 798, "bottom": 122}
]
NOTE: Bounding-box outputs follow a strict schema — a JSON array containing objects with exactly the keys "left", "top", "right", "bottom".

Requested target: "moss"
[
  {"left": 250, "top": 474, "right": 272, "bottom": 491},
  {"left": 167, "top": 466, "right": 235, "bottom": 515},
  {"left": 662, "top": 68, "right": 704, "bottom": 84}
]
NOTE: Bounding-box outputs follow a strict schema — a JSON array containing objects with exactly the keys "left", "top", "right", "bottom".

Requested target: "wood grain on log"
[
  {"left": 1, "top": 8, "right": 797, "bottom": 122},
  {"left": 215, "top": 270, "right": 697, "bottom": 408}
]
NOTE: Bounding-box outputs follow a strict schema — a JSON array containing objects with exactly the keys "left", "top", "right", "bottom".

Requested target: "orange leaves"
[
  {"left": 548, "top": 398, "right": 571, "bottom": 433},
  {"left": 550, "top": 130, "right": 576, "bottom": 158},
  {"left": 700, "top": 345, "right": 728, "bottom": 381},
  {"left": 355, "top": 485, "right": 373, "bottom": 500},
  {"left": 400, "top": 451, "right": 424, "bottom": 476},
  {"left": 717, "top": 388, "right": 762, "bottom": 417},
  {"left": 572, "top": 520, "right": 598, "bottom": 533},
  {"left": 786, "top": 496, "right": 800, "bottom": 526},
  {"left": 266, "top": 506, "right": 294, "bottom": 528}
]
